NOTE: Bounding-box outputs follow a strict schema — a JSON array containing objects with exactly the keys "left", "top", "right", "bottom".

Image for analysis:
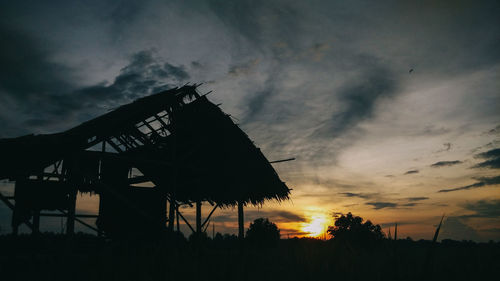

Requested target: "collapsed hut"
[{"left": 0, "top": 85, "right": 290, "bottom": 238}]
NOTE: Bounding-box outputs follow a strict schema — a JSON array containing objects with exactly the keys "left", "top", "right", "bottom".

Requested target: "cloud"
[
  {"left": 430, "top": 160, "right": 462, "bottom": 168},
  {"left": 438, "top": 175, "right": 500, "bottom": 193},
  {"left": 400, "top": 203, "right": 418, "bottom": 207},
  {"left": 404, "top": 170, "right": 419, "bottom": 175},
  {"left": 407, "top": 197, "right": 429, "bottom": 202},
  {"left": 0, "top": 27, "right": 190, "bottom": 136},
  {"left": 473, "top": 159, "right": 500, "bottom": 169},
  {"left": 0, "top": 24, "right": 74, "bottom": 100},
  {"left": 75, "top": 49, "right": 189, "bottom": 101},
  {"left": 0, "top": 24, "right": 78, "bottom": 136},
  {"left": 435, "top": 142, "right": 452, "bottom": 153},
  {"left": 215, "top": 209, "right": 306, "bottom": 223},
  {"left": 476, "top": 148, "right": 500, "bottom": 159},
  {"left": 483, "top": 228, "right": 500, "bottom": 233},
  {"left": 459, "top": 199, "right": 500, "bottom": 218},
  {"left": 267, "top": 210, "right": 307, "bottom": 223},
  {"left": 365, "top": 202, "right": 397, "bottom": 210},
  {"left": 338, "top": 192, "right": 377, "bottom": 199},
  {"left": 440, "top": 217, "right": 480, "bottom": 241},
  {"left": 472, "top": 148, "right": 500, "bottom": 169},
  {"left": 313, "top": 63, "right": 398, "bottom": 139},
  {"left": 279, "top": 228, "right": 310, "bottom": 237},
  {"left": 482, "top": 125, "right": 500, "bottom": 135},
  {"left": 228, "top": 59, "right": 260, "bottom": 76}
]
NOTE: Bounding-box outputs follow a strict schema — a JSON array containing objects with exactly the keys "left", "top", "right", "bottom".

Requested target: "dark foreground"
[{"left": 0, "top": 234, "right": 498, "bottom": 281}]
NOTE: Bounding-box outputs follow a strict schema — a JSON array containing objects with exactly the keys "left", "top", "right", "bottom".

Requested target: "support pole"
[
  {"left": 32, "top": 209, "right": 40, "bottom": 235},
  {"left": 238, "top": 201, "right": 244, "bottom": 239},
  {"left": 66, "top": 188, "right": 76, "bottom": 236},
  {"left": 176, "top": 207, "right": 180, "bottom": 232},
  {"left": 168, "top": 198, "right": 176, "bottom": 231},
  {"left": 196, "top": 201, "right": 202, "bottom": 233},
  {"left": 97, "top": 194, "right": 103, "bottom": 237}
]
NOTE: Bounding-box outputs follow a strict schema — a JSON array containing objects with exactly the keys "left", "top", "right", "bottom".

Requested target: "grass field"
[{"left": 0, "top": 233, "right": 498, "bottom": 281}]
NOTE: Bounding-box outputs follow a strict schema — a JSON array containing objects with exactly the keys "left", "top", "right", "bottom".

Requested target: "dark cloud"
[
  {"left": 476, "top": 148, "right": 500, "bottom": 159},
  {"left": 279, "top": 228, "right": 310, "bottom": 237},
  {"left": 215, "top": 209, "right": 306, "bottom": 223},
  {"left": 244, "top": 88, "right": 275, "bottom": 123},
  {"left": 0, "top": 24, "right": 79, "bottom": 136},
  {"left": 483, "top": 125, "right": 500, "bottom": 135},
  {"left": 430, "top": 160, "right": 462, "bottom": 168},
  {"left": 407, "top": 197, "right": 429, "bottom": 202},
  {"left": 208, "top": 0, "right": 300, "bottom": 50},
  {"left": 459, "top": 199, "right": 500, "bottom": 219},
  {"left": 339, "top": 192, "right": 377, "bottom": 200},
  {"left": 313, "top": 64, "right": 398, "bottom": 139},
  {"left": 366, "top": 202, "right": 397, "bottom": 210},
  {"left": 0, "top": 25, "right": 189, "bottom": 136},
  {"left": 228, "top": 59, "right": 260, "bottom": 76},
  {"left": 0, "top": 24, "right": 74, "bottom": 100},
  {"left": 473, "top": 148, "right": 500, "bottom": 169},
  {"left": 245, "top": 210, "right": 307, "bottom": 223},
  {"left": 438, "top": 175, "right": 500, "bottom": 193},
  {"left": 483, "top": 228, "right": 500, "bottom": 233},
  {"left": 473, "top": 158, "right": 500, "bottom": 169},
  {"left": 404, "top": 170, "right": 419, "bottom": 175},
  {"left": 76, "top": 50, "right": 189, "bottom": 101},
  {"left": 440, "top": 217, "right": 480, "bottom": 241},
  {"left": 400, "top": 203, "right": 418, "bottom": 207},
  {"left": 380, "top": 221, "right": 414, "bottom": 228},
  {"left": 435, "top": 142, "right": 452, "bottom": 153}
]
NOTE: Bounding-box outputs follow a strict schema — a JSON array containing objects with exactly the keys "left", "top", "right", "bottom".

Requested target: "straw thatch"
[{"left": 0, "top": 86, "right": 289, "bottom": 206}]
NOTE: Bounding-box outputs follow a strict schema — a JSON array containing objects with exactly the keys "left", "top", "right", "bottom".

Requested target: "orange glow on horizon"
[{"left": 301, "top": 214, "right": 331, "bottom": 238}]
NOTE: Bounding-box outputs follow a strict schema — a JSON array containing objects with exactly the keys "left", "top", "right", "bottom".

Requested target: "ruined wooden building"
[{"left": 0, "top": 85, "right": 290, "bottom": 238}]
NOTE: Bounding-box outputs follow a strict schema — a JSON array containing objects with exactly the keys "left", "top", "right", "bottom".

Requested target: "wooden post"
[
  {"left": 176, "top": 207, "right": 180, "bottom": 232},
  {"left": 196, "top": 201, "right": 202, "bottom": 233},
  {"left": 32, "top": 209, "right": 40, "bottom": 235},
  {"left": 97, "top": 194, "right": 103, "bottom": 237},
  {"left": 66, "top": 188, "right": 76, "bottom": 236},
  {"left": 168, "top": 198, "right": 176, "bottom": 231},
  {"left": 238, "top": 201, "right": 244, "bottom": 239}
]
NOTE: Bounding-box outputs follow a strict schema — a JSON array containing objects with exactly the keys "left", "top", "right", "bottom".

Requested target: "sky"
[{"left": 0, "top": 0, "right": 499, "bottom": 241}]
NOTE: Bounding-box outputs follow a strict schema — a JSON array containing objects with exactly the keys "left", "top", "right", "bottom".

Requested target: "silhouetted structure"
[{"left": 0, "top": 85, "right": 290, "bottom": 238}]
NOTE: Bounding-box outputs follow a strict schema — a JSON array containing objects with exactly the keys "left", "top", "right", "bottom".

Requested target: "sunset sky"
[{"left": 0, "top": 0, "right": 499, "bottom": 241}]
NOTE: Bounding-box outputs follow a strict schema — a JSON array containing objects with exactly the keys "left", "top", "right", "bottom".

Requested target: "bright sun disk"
[{"left": 302, "top": 214, "right": 329, "bottom": 237}]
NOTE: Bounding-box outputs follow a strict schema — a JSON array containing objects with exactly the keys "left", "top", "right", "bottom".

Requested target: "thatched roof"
[
  {"left": 0, "top": 85, "right": 290, "bottom": 206},
  {"left": 126, "top": 96, "right": 290, "bottom": 205}
]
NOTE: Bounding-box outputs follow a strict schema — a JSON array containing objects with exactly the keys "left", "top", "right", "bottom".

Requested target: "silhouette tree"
[
  {"left": 327, "top": 212, "right": 384, "bottom": 246},
  {"left": 246, "top": 218, "right": 280, "bottom": 246}
]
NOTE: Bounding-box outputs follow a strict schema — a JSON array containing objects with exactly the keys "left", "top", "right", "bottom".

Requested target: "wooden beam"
[
  {"left": 106, "top": 138, "right": 124, "bottom": 153},
  {"left": 0, "top": 192, "right": 33, "bottom": 230},
  {"left": 57, "top": 209, "right": 100, "bottom": 233},
  {"left": 196, "top": 201, "right": 202, "bottom": 233},
  {"left": 176, "top": 207, "right": 195, "bottom": 234},
  {"left": 39, "top": 213, "right": 98, "bottom": 218},
  {"left": 269, "top": 157, "right": 296, "bottom": 164},
  {"left": 0, "top": 192, "right": 15, "bottom": 210},
  {"left": 201, "top": 204, "right": 218, "bottom": 228},
  {"left": 203, "top": 220, "right": 210, "bottom": 233},
  {"left": 128, "top": 176, "right": 149, "bottom": 184}
]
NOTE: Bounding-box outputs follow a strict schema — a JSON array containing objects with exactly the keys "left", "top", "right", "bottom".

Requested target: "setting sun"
[{"left": 302, "top": 214, "right": 331, "bottom": 237}]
